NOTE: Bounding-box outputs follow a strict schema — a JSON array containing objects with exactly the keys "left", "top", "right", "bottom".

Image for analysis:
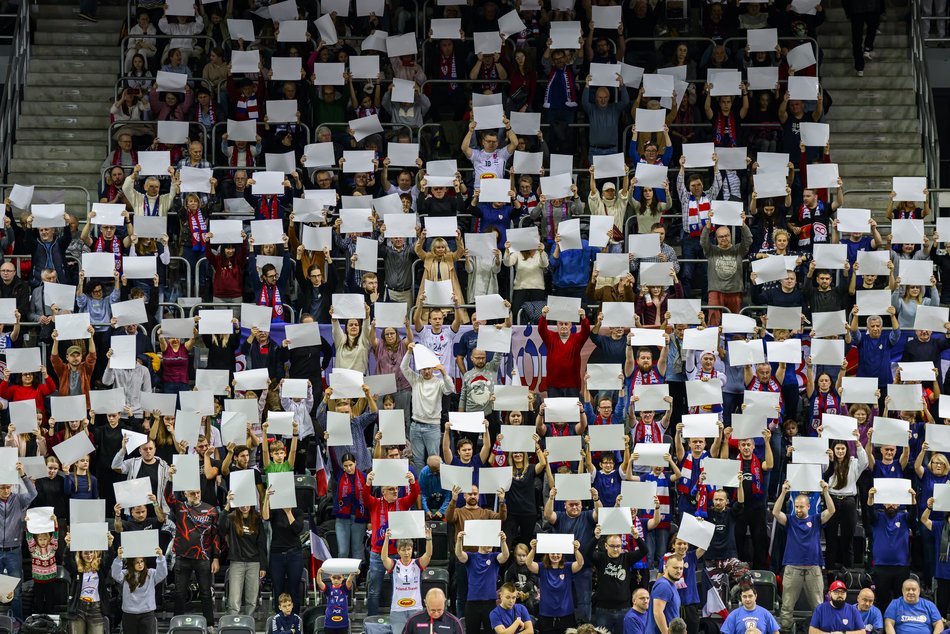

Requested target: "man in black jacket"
[
  {"left": 0, "top": 260, "right": 30, "bottom": 318},
  {"left": 591, "top": 523, "right": 649, "bottom": 633},
  {"left": 403, "top": 589, "right": 465, "bottom": 634}
]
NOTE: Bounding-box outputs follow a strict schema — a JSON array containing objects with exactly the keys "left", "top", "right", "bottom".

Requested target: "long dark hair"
[
  {"left": 126, "top": 559, "right": 149, "bottom": 592},
  {"left": 830, "top": 440, "right": 850, "bottom": 491},
  {"left": 231, "top": 506, "right": 262, "bottom": 536}
]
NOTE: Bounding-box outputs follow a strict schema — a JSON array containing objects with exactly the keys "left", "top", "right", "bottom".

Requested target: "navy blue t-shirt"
[
  {"left": 645, "top": 577, "right": 681, "bottom": 634},
  {"left": 465, "top": 552, "right": 500, "bottom": 601},
  {"left": 783, "top": 513, "right": 823, "bottom": 566},
  {"left": 489, "top": 603, "right": 531, "bottom": 631},
  {"left": 871, "top": 510, "right": 910, "bottom": 566},
  {"left": 810, "top": 602, "right": 865, "bottom": 633}
]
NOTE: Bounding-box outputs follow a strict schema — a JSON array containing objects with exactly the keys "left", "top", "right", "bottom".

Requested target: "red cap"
[{"left": 829, "top": 581, "right": 847, "bottom": 592}]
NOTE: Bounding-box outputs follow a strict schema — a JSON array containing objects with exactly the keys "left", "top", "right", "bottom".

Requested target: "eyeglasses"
[{"left": 606, "top": 543, "right": 622, "bottom": 549}]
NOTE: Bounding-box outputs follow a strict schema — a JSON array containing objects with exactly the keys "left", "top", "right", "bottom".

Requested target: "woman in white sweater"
[
  {"left": 503, "top": 240, "right": 549, "bottom": 324},
  {"left": 822, "top": 434, "right": 868, "bottom": 570},
  {"left": 330, "top": 304, "right": 374, "bottom": 373},
  {"left": 112, "top": 547, "right": 168, "bottom": 634}
]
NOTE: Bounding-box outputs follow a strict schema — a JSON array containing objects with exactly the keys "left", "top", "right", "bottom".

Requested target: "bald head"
[
  {"left": 425, "top": 588, "right": 447, "bottom": 618},
  {"left": 427, "top": 455, "right": 441, "bottom": 470}
]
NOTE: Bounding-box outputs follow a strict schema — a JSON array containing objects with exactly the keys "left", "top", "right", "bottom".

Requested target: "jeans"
[
  {"left": 270, "top": 549, "right": 304, "bottom": 613},
  {"left": 572, "top": 567, "right": 593, "bottom": 622},
  {"left": 588, "top": 145, "right": 619, "bottom": 166},
  {"left": 334, "top": 517, "right": 366, "bottom": 559},
  {"left": 722, "top": 391, "right": 743, "bottom": 427},
  {"left": 366, "top": 551, "right": 385, "bottom": 616},
  {"left": 645, "top": 527, "right": 670, "bottom": 570},
  {"left": 410, "top": 421, "right": 441, "bottom": 473},
  {"left": 164, "top": 381, "right": 190, "bottom": 395},
  {"left": 227, "top": 560, "right": 261, "bottom": 615},
  {"left": 122, "top": 612, "right": 158, "bottom": 634},
  {"left": 825, "top": 495, "right": 857, "bottom": 569},
  {"left": 70, "top": 601, "right": 105, "bottom": 634},
  {"left": 389, "top": 609, "right": 422, "bottom": 634},
  {"left": 593, "top": 607, "right": 627, "bottom": 633},
  {"left": 778, "top": 565, "right": 823, "bottom": 632},
  {"left": 174, "top": 558, "right": 214, "bottom": 623},
  {"left": 0, "top": 549, "right": 22, "bottom": 620}
]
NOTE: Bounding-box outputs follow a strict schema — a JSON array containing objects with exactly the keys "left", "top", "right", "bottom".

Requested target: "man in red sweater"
[
  {"left": 538, "top": 304, "right": 590, "bottom": 397},
  {"left": 363, "top": 470, "right": 419, "bottom": 616}
]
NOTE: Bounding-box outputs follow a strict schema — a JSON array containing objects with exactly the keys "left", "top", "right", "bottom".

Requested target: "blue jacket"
[
  {"left": 851, "top": 328, "right": 900, "bottom": 386},
  {"left": 419, "top": 465, "right": 450, "bottom": 515},
  {"left": 550, "top": 240, "right": 596, "bottom": 289}
]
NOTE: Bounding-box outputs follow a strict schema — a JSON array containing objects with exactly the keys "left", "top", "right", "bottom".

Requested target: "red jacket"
[
  {"left": 538, "top": 316, "right": 590, "bottom": 390},
  {"left": 364, "top": 480, "right": 420, "bottom": 555},
  {"left": 206, "top": 242, "right": 248, "bottom": 299},
  {"left": 0, "top": 376, "right": 57, "bottom": 413}
]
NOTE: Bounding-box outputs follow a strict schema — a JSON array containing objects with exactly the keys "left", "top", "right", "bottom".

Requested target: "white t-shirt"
[
  {"left": 416, "top": 326, "right": 458, "bottom": 377},
  {"left": 469, "top": 146, "right": 511, "bottom": 180}
]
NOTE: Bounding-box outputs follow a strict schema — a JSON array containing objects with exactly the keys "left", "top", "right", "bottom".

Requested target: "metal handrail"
[
  {"left": 209, "top": 121, "right": 311, "bottom": 163},
  {"left": 0, "top": 184, "right": 93, "bottom": 217},
  {"left": 0, "top": 0, "right": 31, "bottom": 179},
  {"left": 910, "top": 0, "right": 941, "bottom": 187},
  {"left": 107, "top": 119, "right": 210, "bottom": 156},
  {"left": 113, "top": 76, "right": 212, "bottom": 102}
]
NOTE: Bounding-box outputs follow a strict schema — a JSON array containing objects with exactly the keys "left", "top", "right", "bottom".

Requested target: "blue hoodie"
[{"left": 550, "top": 239, "right": 596, "bottom": 289}]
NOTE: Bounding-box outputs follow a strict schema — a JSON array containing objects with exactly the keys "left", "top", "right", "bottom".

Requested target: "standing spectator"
[
  {"left": 773, "top": 480, "right": 837, "bottom": 634},
  {"left": 363, "top": 470, "right": 419, "bottom": 617},
  {"left": 846, "top": 0, "right": 884, "bottom": 76},
  {"left": 867, "top": 485, "right": 916, "bottom": 609},
  {"left": 582, "top": 77, "right": 631, "bottom": 163},
  {"left": 537, "top": 305, "right": 590, "bottom": 397},
  {"left": 591, "top": 525, "right": 648, "bottom": 633},
  {"left": 401, "top": 342, "right": 455, "bottom": 472},
  {"left": 700, "top": 212, "right": 752, "bottom": 325},
  {"left": 524, "top": 537, "right": 585, "bottom": 633},
  {"left": 676, "top": 156, "right": 723, "bottom": 298},
  {"left": 645, "top": 554, "right": 685, "bottom": 634},
  {"left": 0, "top": 461, "right": 37, "bottom": 620}
]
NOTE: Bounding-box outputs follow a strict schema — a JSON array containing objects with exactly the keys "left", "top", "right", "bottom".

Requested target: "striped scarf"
[
  {"left": 677, "top": 450, "right": 708, "bottom": 496},
  {"left": 543, "top": 65, "right": 577, "bottom": 108}
]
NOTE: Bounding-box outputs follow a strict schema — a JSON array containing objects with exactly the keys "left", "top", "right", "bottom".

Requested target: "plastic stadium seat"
[
  {"left": 168, "top": 614, "right": 208, "bottom": 634},
  {"left": 748, "top": 570, "right": 779, "bottom": 612},
  {"left": 295, "top": 473, "right": 318, "bottom": 512},
  {"left": 363, "top": 615, "right": 392, "bottom": 634},
  {"left": 217, "top": 613, "right": 256, "bottom": 634},
  {"left": 421, "top": 567, "right": 450, "bottom": 603}
]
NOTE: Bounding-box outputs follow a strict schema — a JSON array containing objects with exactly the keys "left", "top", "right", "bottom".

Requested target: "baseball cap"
[
  {"left": 829, "top": 580, "right": 847, "bottom": 592},
  {"left": 66, "top": 346, "right": 82, "bottom": 356},
  {"left": 602, "top": 182, "right": 616, "bottom": 191}
]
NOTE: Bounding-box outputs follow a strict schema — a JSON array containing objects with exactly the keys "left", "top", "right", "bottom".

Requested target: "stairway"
[
  {"left": 819, "top": 4, "right": 925, "bottom": 215},
  {"left": 7, "top": 0, "right": 125, "bottom": 214}
]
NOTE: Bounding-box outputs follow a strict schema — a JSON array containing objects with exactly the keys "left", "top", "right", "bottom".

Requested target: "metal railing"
[
  {"left": 119, "top": 34, "right": 216, "bottom": 75},
  {"left": 0, "top": 0, "right": 31, "bottom": 179},
  {"left": 0, "top": 184, "right": 93, "bottom": 217},
  {"left": 911, "top": 1, "right": 941, "bottom": 187}
]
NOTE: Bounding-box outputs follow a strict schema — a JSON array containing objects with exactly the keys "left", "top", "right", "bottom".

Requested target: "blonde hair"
[
  {"left": 930, "top": 453, "right": 950, "bottom": 472},
  {"left": 75, "top": 550, "right": 101, "bottom": 573}
]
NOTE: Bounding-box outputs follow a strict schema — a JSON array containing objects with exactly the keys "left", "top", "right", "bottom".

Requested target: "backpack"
[{"left": 21, "top": 615, "right": 67, "bottom": 634}]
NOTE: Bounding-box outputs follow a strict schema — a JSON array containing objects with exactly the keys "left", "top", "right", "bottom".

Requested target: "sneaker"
[
  {"left": 78, "top": 12, "right": 96, "bottom": 21},
  {"left": 856, "top": 70, "right": 864, "bottom": 76},
  {"left": 864, "top": 50, "right": 874, "bottom": 60}
]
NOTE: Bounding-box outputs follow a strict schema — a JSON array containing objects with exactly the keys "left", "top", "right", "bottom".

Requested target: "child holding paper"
[
  {"left": 261, "top": 420, "right": 299, "bottom": 482},
  {"left": 314, "top": 564, "right": 358, "bottom": 634},
  {"left": 112, "top": 545, "right": 168, "bottom": 634},
  {"left": 26, "top": 512, "right": 59, "bottom": 614},
  {"left": 584, "top": 435, "right": 631, "bottom": 508},
  {"left": 64, "top": 454, "right": 99, "bottom": 502}
]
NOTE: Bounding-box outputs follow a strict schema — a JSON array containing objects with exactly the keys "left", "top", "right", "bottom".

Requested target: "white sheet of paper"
[
  {"left": 596, "top": 253, "right": 630, "bottom": 278},
  {"left": 8, "top": 184, "right": 33, "bottom": 210},
  {"left": 539, "top": 173, "right": 573, "bottom": 199},
  {"left": 813, "top": 243, "right": 847, "bottom": 270},
  {"left": 113, "top": 477, "right": 153, "bottom": 508},
  {"left": 601, "top": 302, "right": 636, "bottom": 328},
  {"left": 799, "top": 121, "right": 830, "bottom": 147},
  {"left": 856, "top": 289, "right": 892, "bottom": 315},
  {"left": 267, "top": 472, "right": 297, "bottom": 509},
  {"left": 50, "top": 394, "right": 87, "bottom": 423},
  {"left": 448, "top": 412, "right": 485, "bottom": 435},
  {"left": 473, "top": 104, "right": 504, "bottom": 131},
  {"left": 494, "top": 386, "right": 529, "bottom": 412},
  {"left": 873, "top": 478, "right": 913, "bottom": 505},
  {"left": 681, "top": 414, "right": 719, "bottom": 439},
  {"left": 5, "top": 347, "right": 40, "bottom": 374},
  {"left": 229, "top": 470, "right": 258, "bottom": 508},
  {"left": 545, "top": 397, "right": 581, "bottom": 423},
  {"left": 833, "top": 208, "right": 870, "bottom": 235},
  {"left": 807, "top": 162, "right": 839, "bottom": 189},
  {"left": 722, "top": 313, "right": 757, "bottom": 334},
  {"left": 899, "top": 361, "right": 937, "bottom": 382},
  {"left": 545, "top": 436, "right": 582, "bottom": 463},
  {"left": 81, "top": 252, "right": 117, "bottom": 278},
  {"left": 679, "top": 513, "right": 715, "bottom": 549},
  {"left": 463, "top": 519, "right": 503, "bottom": 548},
  {"left": 423, "top": 279, "right": 454, "bottom": 307},
  {"left": 871, "top": 416, "right": 910, "bottom": 447},
  {"left": 682, "top": 142, "right": 715, "bottom": 168},
  {"left": 479, "top": 467, "right": 513, "bottom": 493},
  {"left": 511, "top": 150, "right": 543, "bottom": 175},
  {"left": 628, "top": 328, "right": 667, "bottom": 348},
  {"left": 927, "top": 424, "right": 950, "bottom": 452},
  {"left": 26, "top": 507, "right": 55, "bottom": 534},
  {"left": 250, "top": 171, "right": 285, "bottom": 196},
  {"left": 249, "top": 219, "right": 283, "bottom": 246},
  {"left": 89, "top": 388, "right": 124, "bottom": 414},
  {"left": 669, "top": 298, "right": 701, "bottom": 325},
  {"left": 509, "top": 112, "right": 541, "bottom": 136},
  {"left": 728, "top": 339, "right": 765, "bottom": 366},
  {"left": 747, "top": 27, "right": 778, "bottom": 52},
  {"left": 715, "top": 147, "right": 748, "bottom": 171},
  {"left": 792, "top": 437, "right": 830, "bottom": 465},
  {"left": 753, "top": 170, "right": 789, "bottom": 199},
  {"left": 711, "top": 200, "right": 743, "bottom": 226},
  {"left": 31, "top": 204, "right": 66, "bottom": 229},
  {"left": 9, "top": 399, "right": 37, "bottom": 433},
  {"left": 766, "top": 339, "right": 802, "bottom": 364},
  {"left": 439, "top": 463, "right": 473, "bottom": 491},
  {"left": 70, "top": 522, "right": 109, "bottom": 551},
  {"left": 276, "top": 19, "right": 307, "bottom": 42},
  {"left": 591, "top": 4, "right": 622, "bottom": 27},
  {"left": 473, "top": 31, "right": 503, "bottom": 55},
  {"left": 598, "top": 507, "right": 633, "bottom": 535},
  {"left": 373, "top": 302, "right": 408, "bottom": 329},
  {"left": 226, "top": 119, "right": 257, "bottom": 142},
  {"left": 747, "top": 66, "right": 779, "bottom": 91},
  {"left": 820, "top": 413, "right": 858, "bottom": 441},
  {"left": 787, "top": 463, "right": 823, "bottom": 491},
  {"left": 810, "top": 338, "right": 845, "bottom": 366},
  {"left": 478, "top": 178, "right": 511, "bottom": 204},
  {"left": 888, "top": 383, "right": 925, "bottom": 411},
  {"left": 121, "top": 530, "right": 160, "bottom": 559},
  {"left": 618, "top": 481, "right": 658, "bottom": 509},
  {"left": 933, "top": 483, "right": 950, "bottom": 512},
  {"left": 218, "top": 411, "right": 247, "bottom": 447},
  {"left": 499, "top": 425, "right": 535, "bottom": 452},
  {"left": 587, "top": 364, "right": 623, "bottom": 391},
  {"left": 787, "top": 42, "right": 817, "bottom": 71},
  {"left": 840, "top": 376, "right": 878, "bottom": 404},
  {"left": 548, "top": 21, "right": 581, "bottom": 49},
  {"left": 412, "top": 345, "right": 441, "bottom": 370},
  {"left": 703, "top": 458, "right": 741, "bottom": 488},
  {"left": 324, "top": 411, "right": 351, "bottom": 446},
  {"left": 751, "top": 255, "right": 787, "bottom": 284},
  {"left": 633, "top": 163, "right": 667, "bottom": 189},
  {"left": 546, "top": 295, "right": 582, "bottom": 323},
  {"left": 233, "top": 368, "right": 270, "bottom": 391},
  {"left": 172, "top": 454, "right": 200, "bottom": 492},
  {"left": 642, "top": 73, "right": 674, "bottom": 98},
  {"left": 855, "top": 250, "right": 889, "bottom": 276},
  {"left": 155, "top": 71, "right": 186, "bottom": 92},
  {"left": 892, "top": 218, "right": 925, "bottom": 244},
  {"left": 555, "top": 473, "right": 593, "bottom": 500},
  {"left": 430, "top": 17, "right": 462, "bottom": 39},
  {"left": 122, "top": 255, "right": 156, "bottom": 280},
  {"left": 634, "top": 108, "right": 666, "bottom": 133},
  {"left": 70, "top": 499, "right": 105, "bottom": 525},
  {"left": 141, "top": 392, "right": 177, "bottom": 416},
  {"left": 916, "top": 305, "right": 950, "bottom": 331},
  {"left": 231, "top": 50, "right": 261, "bottom": 74},
  {"left": 587, "top": 424, "right": 625, "bottom": 451},
  {"left": 633, "top": 442, "right": 669, "bottom": 467},
  {"left": 709, "top": 70, "right": 742, "bottom": 96},
  {"left": 589, "top": 63, "right": 621, "bottom": 87},
  {"left": 898, "top": 259, "right": 933, "bottom": 287},
  {"left": 811, "top": 311, "right": 846, "bottom": 338},
  {"left": 685, "top": 379, "right": 723, "bottom": 407},
  {"left": 388, "top": 510, "right": 426, "bottom": 539},
  {"left": 592, "top": 152, "right": 626, "bottom": 179},
  {"left": 893, "top": 177, "right": 927, "bottom": 202},
  {"left": 386, "top": 32, "right": 416, "bottom": 57},
  {"left": 239, "top": 303, "right": 272, "bottom": 333},
  {"left": 766, "top": 306, "right": 802, "bottom": 331},
  {"left": 378, "top": 410, "right": 406, "bottom": 446},
  {"left": 743, "top": 390, "right": 781, "bottom": 420}
]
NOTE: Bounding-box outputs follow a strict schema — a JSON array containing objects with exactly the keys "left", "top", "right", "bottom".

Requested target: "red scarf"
[
  {"left": 229, "top": 144, "right": 254, "bottom": 168},
  {"left": 738, "top": 454, "right": 765, "bottom": 499},
  {"left": 677, "top": 450, "right": 708, "bottom": 495},
  {"left": 187, "top": 209, "right": 207, "bottom": 252},
  {"left": 633, "top": 419, "right": 663, "bottom": 444},
  {"left": 632, "top": 366, "right": 663, "bottom": 385},
  {"left": 259, "top": 283, "right": 284, "bottom": 319},
  {"left": 93, "top": 235, "right": 123, "bottom": 270},
  {"left": 335, "top": 470, "right": 368, "bottom": 521},
  {"left": 258, "top": 196, "right": 279, "bottom": 220},
  {"left": 438, "top": 54, "right": 458, "bottom": 91},
  {"left": 713, "top": 111, "right": 739, "bottom": 147},
  {"left": 686, "top": 194, "right": 712, "bottom": 238},
  {"left": 196, "top": 100, "right": 217, "bottom": 126},
  {"left": 809, "top": 390, "right": 840, "bottom": 435},
  {"left": 111, "top": 148, "right": 137, "bottom": 167}
]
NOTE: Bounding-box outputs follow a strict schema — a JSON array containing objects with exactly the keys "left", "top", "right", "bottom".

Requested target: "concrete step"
[
  {"left": 25, "top": 85, "right": 116, "bottom": 103},
  {"left": 829, "top": 147, "right": 923, "bottom": 163},
  {"left": 830, "top": 89, "right": 915, "bottom": 105},
  {"left": 27, "top": 72, "right": 116, "bottom": 87},
  {"left": 31, "top": 4, "right": 126, "bottom": 18},
  {"left": 821, "top": 47, "right": 907, "bottom": 61},
  {"left": 825, "top": 105, "right": 912, "bottom": 120},
  {"left": 37, "top": 17, "right": 124, "bottom": 32},
  {"left": 9, "top": 158, "right": 103, "bottom": 174},
  {"left": 13, "top": 145, "right": 105, "bottom": 160},
  {"left": 820, "top": 34, "right": 907, "bottom": 48},
  {"left": 828, "top": 119, "right": 919, "bottom": 134},
  {"left": 846, "top": 194, "right": 893, "bottom": 212},
  {"left": 32, "top": 44, "right": 118, "bottom": 60},
  {"left": 16, "top": 114, "right": 105, "bottom": 129},
  {"left": 829, "top": 132, "right": 919, "bottom": 147},
  {"left": 16, "top": 129, "right": 107, "bottom": 144},
  {"left": 35, "top": 30, "right": 119, "bottom": 46},
  {"left": 817, "top": 20, "right": 905, "bottom": 35},
  {"left": 28, "top": 58, "right": 120, "bottom": 74},
  {"left": 821, "top": 60, "right": 911, "bottom": 76},
  {"left": 21, "top": 101, "right": 109, "bottom": 117},
  {"left": 838, "top": 163, "right": 926, "bottom": 178},
  {"left": 826, "top": 74, "right": 913, "bottom": 89}
]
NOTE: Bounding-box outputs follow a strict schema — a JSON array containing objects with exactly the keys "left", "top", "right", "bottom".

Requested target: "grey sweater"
[
  {"left": 112, "top": 555, "right": 168, "bottom": 614},
  {"left": 700, "top": 223, "right": 752, "bottom": 293}
]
